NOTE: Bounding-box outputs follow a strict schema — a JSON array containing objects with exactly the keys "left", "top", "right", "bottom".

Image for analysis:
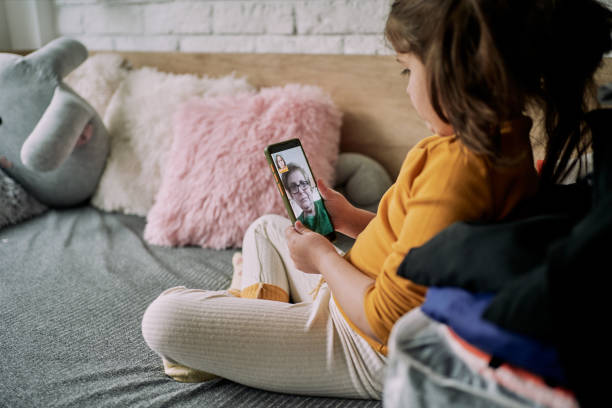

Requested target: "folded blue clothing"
[{"left": 421, "top": 287, "right": 566, "bottom": 385}]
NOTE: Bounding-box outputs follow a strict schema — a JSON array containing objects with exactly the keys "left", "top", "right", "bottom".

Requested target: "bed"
[{"left": 1, "top": 50, "right": 611, "bottom": 407}]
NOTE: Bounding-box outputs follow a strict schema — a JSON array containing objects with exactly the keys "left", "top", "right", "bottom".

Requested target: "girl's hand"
[
  {"left": 287, "top": 220, "right": 379, "bottom": 341},
  {"left": 318, "top": 179, "right": 376, "bottom": 239},
  {"left": 285, "top": 221, "right": 338, "bottom": 274},
  {"left": 317, "top": 179, "right": 356, "bottom": 234}
]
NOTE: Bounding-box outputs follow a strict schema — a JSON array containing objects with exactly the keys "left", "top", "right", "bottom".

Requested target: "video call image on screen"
[{"left": 272, "top": 147, "right": 322, "bottom": 219}]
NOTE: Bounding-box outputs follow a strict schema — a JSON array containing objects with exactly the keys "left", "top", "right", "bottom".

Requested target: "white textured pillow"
[
  {"left": 91, "top": 68, "right": 255, "bottom": 216},
  {"left": 64, "top": 53, "right": 129, "bottom": 119}
]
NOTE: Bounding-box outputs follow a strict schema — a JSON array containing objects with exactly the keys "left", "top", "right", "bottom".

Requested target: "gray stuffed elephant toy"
[{"left": 0, "top": 37, "right": 109, "bottom": 207}]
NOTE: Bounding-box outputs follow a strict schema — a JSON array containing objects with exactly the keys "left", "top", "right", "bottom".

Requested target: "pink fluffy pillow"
[{"left": 143, "top": 84, "right": 342, "bottom": 249}]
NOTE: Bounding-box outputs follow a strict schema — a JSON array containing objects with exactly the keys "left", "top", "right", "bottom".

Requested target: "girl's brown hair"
[{"left": 385, "top": 0, "right": 612, "bottom": 187}]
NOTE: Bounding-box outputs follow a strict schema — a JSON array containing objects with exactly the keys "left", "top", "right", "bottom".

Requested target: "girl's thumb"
[
  {"left": 317, "top": 179, "right": 329, "bottom": 198},
  {"left": 294, "top": 220, "right": 306, "bottom": 233}
]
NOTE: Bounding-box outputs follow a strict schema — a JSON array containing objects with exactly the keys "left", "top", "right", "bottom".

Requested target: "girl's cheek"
[
  {"left": 405, "top": 84, "right": 414, "bottom": 106},
  {"left": 405, "top": 76, "right": 415, "bottom": 97}
]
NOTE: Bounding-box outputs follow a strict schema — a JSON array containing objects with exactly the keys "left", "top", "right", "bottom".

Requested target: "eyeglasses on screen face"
[{"left": 288, "top": 180, "right": 311, "bottom": 194}]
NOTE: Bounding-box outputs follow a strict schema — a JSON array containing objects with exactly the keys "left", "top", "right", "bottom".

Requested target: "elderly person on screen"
[{"left": 281, "top": 163, "right": 333, "bottom": 236}]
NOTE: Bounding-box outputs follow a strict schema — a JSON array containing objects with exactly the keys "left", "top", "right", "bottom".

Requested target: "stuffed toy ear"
[{"left": 24, "top": 37, "right": 88, "bottom": 79}]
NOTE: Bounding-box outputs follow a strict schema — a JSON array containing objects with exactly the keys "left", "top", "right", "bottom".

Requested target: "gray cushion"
[
  {"left": 0, "top": 152, "right": 391, "bottom": 406},
  {"left": 335, "top": 152, "right": 392, "bottom": 213},
  {"left": 0, "top": 207, "right": 381, "bottom": 407}
]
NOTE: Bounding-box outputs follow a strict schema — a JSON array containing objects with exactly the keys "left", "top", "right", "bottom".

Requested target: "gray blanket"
[{"left": 0, "top": 207, "right": 380, "bottom": 407}]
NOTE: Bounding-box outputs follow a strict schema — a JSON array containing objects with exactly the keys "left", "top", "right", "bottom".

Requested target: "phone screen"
[{"left": 266, "top": 139, "right": 336, "bottom": 241}]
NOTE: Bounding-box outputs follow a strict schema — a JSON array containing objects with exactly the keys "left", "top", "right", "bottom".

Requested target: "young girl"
[{"left": 142, "top": 0, "right": 611, "bottom": 400}]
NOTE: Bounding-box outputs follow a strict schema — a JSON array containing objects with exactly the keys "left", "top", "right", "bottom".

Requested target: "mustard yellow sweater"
[{"left": 340, "top": 118, "right": 538, "bottom": 355}]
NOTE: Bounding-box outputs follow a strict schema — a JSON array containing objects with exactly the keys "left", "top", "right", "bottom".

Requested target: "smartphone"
[{"left": 265, "top": 138, "right": 336, "bottom": 241}]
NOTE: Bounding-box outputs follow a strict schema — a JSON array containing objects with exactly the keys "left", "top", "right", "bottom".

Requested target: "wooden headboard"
[
  {"left": 102, "top": 52, "right": 427, "bottom": 178},
  {"left": 93, "top": 52, "right": 612, "bottom": 178}
]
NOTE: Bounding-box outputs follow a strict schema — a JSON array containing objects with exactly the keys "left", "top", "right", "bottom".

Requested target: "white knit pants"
[{"left": 142, "top": 214, "right": 386, "bottom": 399}]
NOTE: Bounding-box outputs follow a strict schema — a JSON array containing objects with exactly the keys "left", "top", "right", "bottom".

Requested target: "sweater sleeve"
[{"left": 362, "top": 141, "right": 493, "bottom": 346}]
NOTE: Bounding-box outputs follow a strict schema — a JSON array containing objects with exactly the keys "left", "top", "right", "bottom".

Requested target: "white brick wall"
[{"left": 53, "top": 0, "right": 393, "bottom": 55}]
